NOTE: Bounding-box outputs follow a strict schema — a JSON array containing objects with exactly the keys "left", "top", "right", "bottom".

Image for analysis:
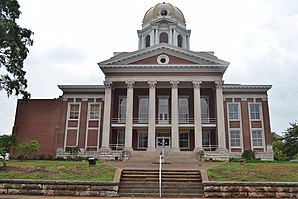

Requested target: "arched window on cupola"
[
  {"left": 145, "top": 35, "right": 150, "bottom": 47},
  {"left": 159, "top": 32, "right": 168, "bottom": 43},
  {"left": 178, "top": 35, "right": 183, "bottom": 47}
]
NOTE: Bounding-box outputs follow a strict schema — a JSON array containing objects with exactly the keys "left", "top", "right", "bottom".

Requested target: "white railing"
[
  {"left": 111, "top": 118, "right": 126, "bottom": 124},
  {"left": 203, "top": 144, "right": 218, "bottom": 151},
  {"left": 109, "top": 144, "right": 124, "bottom": 151},
  {"left": 201, "top": 118, "right": 216, "bottom": 124}
]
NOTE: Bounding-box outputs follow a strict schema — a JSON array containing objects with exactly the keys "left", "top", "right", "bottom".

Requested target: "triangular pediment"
[{"left": 98, "top": 43, "right": 229, "bottom": 66}]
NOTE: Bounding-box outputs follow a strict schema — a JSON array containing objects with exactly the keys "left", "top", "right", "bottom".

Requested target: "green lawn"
[
  {"left": 207, "top": 161, "right": 298, "bottom": 182},
  {"left": 0, "top": 160, "right": 116, "bottom": 181}
]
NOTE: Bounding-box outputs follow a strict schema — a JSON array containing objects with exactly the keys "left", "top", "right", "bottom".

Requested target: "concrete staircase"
[{"left": 119, "top": 169, "right": 204, "bottom": 197}]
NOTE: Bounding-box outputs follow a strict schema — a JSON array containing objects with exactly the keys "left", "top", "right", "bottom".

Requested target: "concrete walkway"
[{"left": 104, "top": 159, "right": 223, "bottom": 170}]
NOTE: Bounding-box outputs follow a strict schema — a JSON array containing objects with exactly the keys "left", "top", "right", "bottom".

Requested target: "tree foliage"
[
  {"left": 0, "top": 0, "right": 33, "bottom": 99},
  {"left": 283, "top": 122, "right": 298, "bottom": 159},
  {"left": 0, "top": 134, "right": 17, "bottom": 166},
  {"left": 16, "top": 139, "right": 39, "bottom": 161}
]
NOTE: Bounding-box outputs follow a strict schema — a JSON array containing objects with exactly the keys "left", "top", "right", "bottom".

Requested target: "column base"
[
  {"left": 123, "top": 147, "right": 133, "bottom": 152},
  {"left": 99, "top": 147, "right": 111, "bottom": 152},
  {"left": 171, "top": 147, "right": 180, "bottom": 152},
  {"left": 147, "top": 147, "right": 156, "bottom": 152}
]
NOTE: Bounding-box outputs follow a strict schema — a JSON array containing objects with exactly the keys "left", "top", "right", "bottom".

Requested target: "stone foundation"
[
  {"left": 203, "top": 182, "right": 298, "bottom": 198},
  {"left": 0, "top": 179, "right": 118, "bottom": 197}
]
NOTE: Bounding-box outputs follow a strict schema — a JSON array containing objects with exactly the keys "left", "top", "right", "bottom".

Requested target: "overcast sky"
[{"left": 1, "top": 0, "right": 297, "bottom": 135}]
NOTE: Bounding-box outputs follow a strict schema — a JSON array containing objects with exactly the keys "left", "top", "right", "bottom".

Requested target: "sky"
[{"left": 1, "top": 0, "right": 298, "bottom": 135}]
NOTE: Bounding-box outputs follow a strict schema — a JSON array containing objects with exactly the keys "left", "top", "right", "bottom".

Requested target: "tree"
[
  {"left": 0, "top": 0, "right": 33, "bottom": 100},
  {"left": 272, "top": 132, "right": 286, "bottom": 161},
  {"left": 0, "top": 134, "right": 17, "bottom": 166},
  {"left": 283, "top": 122, "right": 298, "bottom": 159},
  {"left": 16, "top": 140, "right": 39, "bottom": 160}
]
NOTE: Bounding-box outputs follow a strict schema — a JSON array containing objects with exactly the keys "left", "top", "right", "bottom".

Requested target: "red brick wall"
[
  {"left": 241, "top": 100, "right": 251, "bottom": 150},
  {"left": 13, "top": 99, "right": 62, "bottom": 157}
]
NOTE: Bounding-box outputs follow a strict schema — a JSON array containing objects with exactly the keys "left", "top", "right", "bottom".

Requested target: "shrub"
[{"left": 241, "top": 149, "right": 256, "bottom": 160}]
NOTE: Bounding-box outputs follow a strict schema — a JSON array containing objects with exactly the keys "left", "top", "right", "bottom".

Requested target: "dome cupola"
[
  {"left": 142, "top": 2, "right": 186, "bottom": 28},
  {"left": 137, "top": 2, "right": 191, "bottom": 50}
]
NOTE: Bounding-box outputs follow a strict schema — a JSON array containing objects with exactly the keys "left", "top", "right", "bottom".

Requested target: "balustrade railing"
[
  {"left": 111, "top": 117, "right": 216, "bottom": 125},
  {"left": 203, "top": 144, "right": 218, "bottom": 151}
]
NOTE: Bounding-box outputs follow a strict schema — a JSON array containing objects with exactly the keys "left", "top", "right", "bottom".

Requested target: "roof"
[{"left": 58, "top": 85, "right": 105, "bottom": 93}]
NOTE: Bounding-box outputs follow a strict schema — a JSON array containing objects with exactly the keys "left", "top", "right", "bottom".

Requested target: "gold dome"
[{"left": 143, "top": 2, "right": 186, "bottom": 26}]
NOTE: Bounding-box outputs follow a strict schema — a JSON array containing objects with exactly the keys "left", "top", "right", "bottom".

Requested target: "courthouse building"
[{"left": 13, "top": 3, "right": 273, "bottom": 160}]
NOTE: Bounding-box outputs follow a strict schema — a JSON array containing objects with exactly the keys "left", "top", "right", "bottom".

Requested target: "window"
[
  {"left": 89, "top": 104, "right": 100, "bottom": 120},
  {"left": 228, "top": 104, "right": 239, "bottom": 120},
  {"left": 250, "top": 104, "right": 260, "bottom": 120},
  {"left": 158, "top": 98, "right": 169, "bottom": 123},
  {"left": 118, "top": 98, "right": 127, "bottom": 123},
  {"left": 138, "top": 132, "right": 148, "bottom": 148},
  {"left": 117, "top": 132, "right": 125, "bottom": 148},
  {"left": 159, "top": 32, "right": 168, "bottom": 43},
  {"left": 139, "top": 97, "right": 149, "bottom": 123},
  {"left": 179, "top": 132, "right": 189, "bottom": 148},
  {"left": 179, "top": 97, "right": 189, "bottom": 123},
  {"left": 252, "top": 130, "right": 263, "bottom": 147},
  {"left": 145, "top": 35, "right": 150, "bottom": 47},
  {"left": 202, "top": 131, "right": 210, "bottom": 146},
  {"left": 201, "top": 97, "right": 209, "bottom": 122},
  {"left": 230, "top": 130, "right": 241, "bottom": 147},
  {"left": 69, "top": 104, "right": 80, "bottom": 119},
  {"left": 177, "top": 35, "right": 183, "bottom": 47}
]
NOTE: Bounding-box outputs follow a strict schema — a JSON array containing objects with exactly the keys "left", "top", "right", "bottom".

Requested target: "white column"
[
  {"left": 193, "top": 81, "right": 203, "bottom": 151},
  {"left": 138, "top": 36, "right": 141, "bottom": 50},
  {"left": 169, "top": 28, "right": 173, "bottom": 45},
  {"left": 124, "top": 81, "right": 134, "bottom": 151},
  {"left": 100, "top": 81, "right": 112, "bottom": 150},
  {"left": 147, "top": 81, "right": 157, "bottom": 151},
  {"left": 170, "top": 81, "right": 179, "bottom": 151},
  {"left": 215, "top": 81, "right": 227, "bottom": 151}
]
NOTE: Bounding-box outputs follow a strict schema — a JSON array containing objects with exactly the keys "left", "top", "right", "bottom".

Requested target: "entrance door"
[{"left": 156, "top": 137, "right": 171, "bottom": 148}]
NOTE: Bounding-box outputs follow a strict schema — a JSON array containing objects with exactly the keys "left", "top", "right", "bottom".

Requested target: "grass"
[
  {"left": 207, "top": 161, "right": 298, "bottom": 182},
  {"left": 0, "top": 160, "right": 116, "bottom": 181}
]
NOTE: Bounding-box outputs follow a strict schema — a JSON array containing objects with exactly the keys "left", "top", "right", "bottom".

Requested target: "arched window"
[
  {"left": 145, "top": 35, "right": 150, "bottom": 47},
  {"left": 178, "top": 35, "right": 183, "bottom": 47},
  {"left": 159, "top": 32, "right": 168, "bottom": 43}
]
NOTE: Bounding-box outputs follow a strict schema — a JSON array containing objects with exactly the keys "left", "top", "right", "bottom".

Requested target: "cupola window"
[
  {"left": 159, "top": 32, "right": 168, "bottom": 43},
  {"left": 145, "top": 35, "right": 150, "bottom": 47},
  {"left": 178, "top": 35, "right": 183, "bottom": 47}
]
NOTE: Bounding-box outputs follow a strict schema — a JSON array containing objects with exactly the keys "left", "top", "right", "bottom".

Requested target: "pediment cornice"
[{"left": 98, "top": 43, "right": 229, "bottom": 66}]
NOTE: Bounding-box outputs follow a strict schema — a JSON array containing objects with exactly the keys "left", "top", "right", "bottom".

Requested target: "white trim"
[
  {"left": 85, "top": 102, "right": 102, "bottom": 150},
  {"left": 227, "top": 102, "right": 240, "bottom": 121},
  {"left": 227, "top": 101, "right": 243, "bottom": 153},
  {"left": 64, "top": 103, "right": 81, "bottom": 149},
  {"left": 228, "top": 128, "right": 242, "bottom": 149},
  {"left": 248, "top": 102, "right": 262, "bottom": 121},
  {"left": 250, "top": 128, "right": 265, "bottom": 149}
]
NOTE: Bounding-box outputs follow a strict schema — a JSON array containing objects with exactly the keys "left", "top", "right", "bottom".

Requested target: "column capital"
[
  {"left": 192, "top": 81, "right": 202, "bottom": 89},
  {"left": 170, "top": 81, "right": 179, "bottom": 89},
  {"left": 104, "top": 81, "right": 112, "bottom": 89},
  {"left": 215, "top": 81, "right": 224, "bottom": 89},
  {"left": 148, "top": 81, "right": 157, "bottom": 89},
  {"left": 125, "top": 81, "right": 135, "bottom": 89}
]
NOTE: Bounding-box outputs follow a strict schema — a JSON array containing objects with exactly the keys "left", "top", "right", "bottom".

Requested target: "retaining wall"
[
  {"left": 203, "top": 182, "right": 298, "bottom": 198},
  {"left": 0, "top": 179, "right": 118, "bottom": 197}
]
